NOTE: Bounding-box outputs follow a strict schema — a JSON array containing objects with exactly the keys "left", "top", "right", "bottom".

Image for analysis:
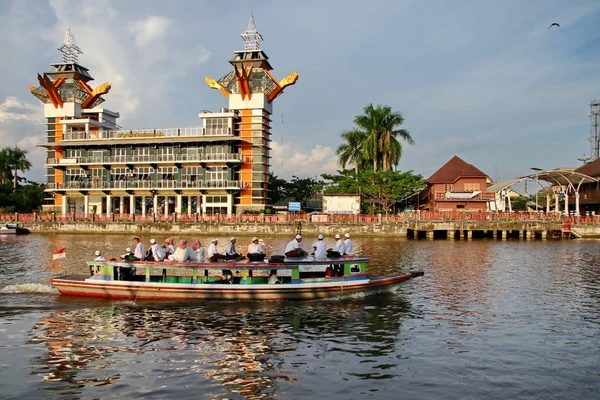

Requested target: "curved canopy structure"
[{"left": 487, "top": 168, "right": 599, "bottom": 215}]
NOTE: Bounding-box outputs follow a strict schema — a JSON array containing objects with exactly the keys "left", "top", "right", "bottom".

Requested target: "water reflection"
[{"left": 27, "top": 295, "right": 415, "bottom": 398}]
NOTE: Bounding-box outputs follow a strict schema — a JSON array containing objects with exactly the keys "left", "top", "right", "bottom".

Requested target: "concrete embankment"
[{"left": 21, "top": 221, "right": 600, "bottom": 238}]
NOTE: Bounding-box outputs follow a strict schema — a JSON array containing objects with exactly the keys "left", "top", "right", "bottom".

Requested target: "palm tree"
[
  {"left": 351, "top": 104, "right": 414, "bottom": 171},
  {"left": 3, "top": 147, "right": 32, "bottom": 190},
  {"left": 0, "top": 148, "right": 11, "bottom": 185},
  {"left": 336, "top": 129, "right": 367, "bottom": 173}
]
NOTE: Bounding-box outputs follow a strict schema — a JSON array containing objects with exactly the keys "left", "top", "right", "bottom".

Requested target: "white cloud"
[
  {"left": 0, "top": 97, "right": 43, "bottom": 123},
  {"left": 130, "top": 16, "right": 172, "bottom": 49},
  {"left": 270, "top": 142, "right": 339, "bottom": 179}
]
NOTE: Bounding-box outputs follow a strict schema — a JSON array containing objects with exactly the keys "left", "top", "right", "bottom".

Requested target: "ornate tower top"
[
  {"left": 57, "top": 28, "right": 83, "bottom": 64},
  {"left": 241, "top": 15, "right": 263, "bottom": 51}
]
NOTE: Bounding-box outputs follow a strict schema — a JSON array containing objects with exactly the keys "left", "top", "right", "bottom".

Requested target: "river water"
[{"left": 0, "top": 233, "right": 599, "bottom": 399}]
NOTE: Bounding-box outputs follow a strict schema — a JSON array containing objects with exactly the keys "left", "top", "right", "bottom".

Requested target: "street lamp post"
[{"left": 530, "top": 167, "right": 543, "bottom": 213}]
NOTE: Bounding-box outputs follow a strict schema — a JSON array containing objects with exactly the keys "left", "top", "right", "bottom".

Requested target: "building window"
[
  {"left": 206, "top": 166, "right": 227, "bottom": 183},
  {"left": 444, "top": 184, "right": 453, "bottom": 192},
  {"left": 160, "top": 147, "right": 174, "bottom": 161},
  {"left": 464, "top": 183, "right": 480, "bottom": 191},
  {"left": 205, "top": 118, "right": 229, "bottom": 136}
]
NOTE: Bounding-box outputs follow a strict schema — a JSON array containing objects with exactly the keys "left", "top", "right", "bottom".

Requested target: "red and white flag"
[{"left": 52, "top": 248, "right": 66, "bottom": 260}]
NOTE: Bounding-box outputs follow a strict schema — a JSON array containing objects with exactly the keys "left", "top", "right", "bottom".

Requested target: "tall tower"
[
  {"left": 589, "top": 101, "right": 600, "bottom": 160},
  {"left": 205, "top": 16, "right": 298, "bottom": 211},
  {"left": 30, "top": 29, "right": 118, "bottom": 212}
]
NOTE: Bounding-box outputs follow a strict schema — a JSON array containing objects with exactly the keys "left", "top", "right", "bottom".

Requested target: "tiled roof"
[
  {"left": 573, "top": 158, "right": 600, "bottom": 178},
  {"left": 428, "top": 155, "right": 490, "bottom": 183}
]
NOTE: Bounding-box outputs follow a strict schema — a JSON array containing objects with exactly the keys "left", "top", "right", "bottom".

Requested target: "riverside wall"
[{"left": 21, "top": 220, "right": 600, "bottom": 238}]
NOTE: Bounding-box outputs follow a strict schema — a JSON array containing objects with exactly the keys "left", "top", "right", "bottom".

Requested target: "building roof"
[
  {"left": 428, "top": 156, "right": 491, "bottom": 184},
  {"left": 574, "top": 158, "right": 600, "bottom": 178}
]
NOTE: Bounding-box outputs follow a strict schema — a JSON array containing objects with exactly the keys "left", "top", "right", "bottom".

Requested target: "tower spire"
[
  {"left": 241, "top": 15, "right": 263, "bottom": 51},
  {"left": 57, "top": 28, "right": 83, "bottom": 63}
]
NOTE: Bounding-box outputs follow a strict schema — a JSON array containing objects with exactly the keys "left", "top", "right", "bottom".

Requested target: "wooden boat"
[
  {"left": 51, "top": 256, "right": 424, "bottom": 301},
  {"left": 0, "top": 223, "right": 31, "bottom": 234}
]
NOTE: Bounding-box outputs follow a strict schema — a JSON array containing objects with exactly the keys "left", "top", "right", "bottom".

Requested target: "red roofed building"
[
  {"left": 572, "top": 158, "right": 600, "bottom": 214},
  {"left": 423, "top": 156, "right": 494, "bottom": 211}
]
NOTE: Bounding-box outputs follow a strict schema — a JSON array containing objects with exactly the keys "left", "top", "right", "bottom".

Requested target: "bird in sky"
[{"left": 548, "top": 22, "right": 560, "bottom": 30}]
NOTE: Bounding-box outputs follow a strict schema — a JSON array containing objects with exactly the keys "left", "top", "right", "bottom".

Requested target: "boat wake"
[{"left": 0, "top": 283, "right": 59, "bottom": 295}]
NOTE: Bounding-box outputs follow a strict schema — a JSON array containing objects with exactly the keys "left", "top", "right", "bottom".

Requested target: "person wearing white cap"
[
  {"left": 224, "top": 237, "right": 244, "bottom": 261},
  {"left": 343, "top": 233, "right": 353, "bottom": 255},
  {"left": 285, "top": 234, "right": 307, "bottom": 258},
  {"left": 120, "top": 247, "right": 134, "bottom": 260},
  {"left": 208, "top": 238, "right": 226, "bottom": 262},
  {"left": 312, "top": 234, "right": 327, "bottom": 259},
  {"left": 247, "top": 237, "right": 265, "bottom": 261},
  {"left": 93, "top": 250, "right": 106, "bottom": 262},
  {"left": 328, "top": 233, "right": 345, "bottom": 257},
  {"left": 149, "top": 238, "right": 166, "bottom": 262}
]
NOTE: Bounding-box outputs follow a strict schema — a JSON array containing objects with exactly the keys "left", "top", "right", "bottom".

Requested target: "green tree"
[
  {"left": 1, "top": 146, "right": 32, "bottom": 191},
  {"left": 348, "top": 104, "right": 414, "bottom": 172},
  {"left": 284, "top": 176, "right": 324, "bottom": 208},
  {"left": 336, "top": 130, "right": 367, "bottom": 173},
  {"left": 268, "top": 172, "right": 288, "bottom": 205},
  {"left": 322, "top": 169, "right": 426, "bottom": 213}
]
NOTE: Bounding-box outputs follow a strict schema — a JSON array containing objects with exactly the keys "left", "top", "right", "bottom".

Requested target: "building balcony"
[
  {"left": 434, "top": 191, "right": 496, "bottom": 201},
  {"left": 45, "top": 152, "right": 245, "bottom": 167},
  {"left": 44, "top": 180, "right": 247, "bottom": 191},
  {"left": 60, "top": 126, "right": 235, "bottom": 141}
]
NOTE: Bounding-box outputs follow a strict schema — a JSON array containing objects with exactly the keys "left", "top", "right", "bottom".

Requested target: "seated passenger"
[
  {"left": 225, "top": 237, "right": 244, "bottom": 261},
  {"left": 164, "top": 237, "right": 176, "bottom": 256},
  {"left": 247, "top": 237, "right": 266, "bottom": 261},
  {"left": 148, "top": 238, "right": 166, "bottom": 261},
  {"left": 312, "top": 234, "right": 327, "bottom": 259},
  {"left": 189, "top": 239, "right": 205, "bottom": 262},
  {"left": 120, "top": 247, "right": 134, "bottom": 261},
  {"left": 284, "top": 235, "right": 308, "bottom": 258},
  {"left": 327, "top": 234, "right": 345, "bottom": 258},
  {"left": 268, "top": 269, "right": 280, "bottom": 284},
  {"left": 208, "top": 238, "right": 226, "bottom": 262},
  {"left": 93, "top": 250, "right": 106, "bottom": 262},
  {"left": 168, "top": 239, "right": 192, "bottom": 261}
]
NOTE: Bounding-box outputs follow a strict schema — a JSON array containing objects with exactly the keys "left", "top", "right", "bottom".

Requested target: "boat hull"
[{"left": 51, "top": 272, "right": 423, "bottom": 301}]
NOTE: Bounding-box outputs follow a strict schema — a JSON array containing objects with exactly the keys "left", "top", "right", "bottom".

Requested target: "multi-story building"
[{"left": 31, "top": 18, "right": 297, "bottom": 215}]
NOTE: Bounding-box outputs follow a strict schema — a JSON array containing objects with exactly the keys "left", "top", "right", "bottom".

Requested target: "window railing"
[
  {"left": 60, "top": 126, "right": 238, "bottom": 141},
  {"left": 45, "top": 152, "right": 244, "bottom": 166}
]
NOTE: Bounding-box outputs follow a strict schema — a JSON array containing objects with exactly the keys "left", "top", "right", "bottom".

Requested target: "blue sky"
[{"left": 1, "top": 0, "right": 599, "bottom": 184}]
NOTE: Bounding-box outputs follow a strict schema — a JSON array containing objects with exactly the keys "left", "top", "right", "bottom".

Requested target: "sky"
[{"left": 1, "top": 0, "right": 600, "bottom": 185}]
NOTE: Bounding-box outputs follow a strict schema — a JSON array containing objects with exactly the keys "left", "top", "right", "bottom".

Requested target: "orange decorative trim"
[
  {"left": 267, "top": 72, "right": 299, "bottom": 103},
  {"left": 205, "top": 76, "right": 230, "bottom": 99},
  {"left": 82, "top": 82, "right": 111, "bottom": 109},
  {"left": 38, "top": 74, "right": 63, "bottom": 108}
]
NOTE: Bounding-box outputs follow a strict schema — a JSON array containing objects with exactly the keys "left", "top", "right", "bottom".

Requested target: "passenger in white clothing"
[
  {"left": 168, "top": 239, "right": 192, "bottom": 261},
  {"left": 312, "top": 234, "right": 327, "bottom": 259},
  {"left": 164, "top": 237, "right": 176, "bottom": 256},
  {"left": 208, "top": 238, "right": 226, "bottom": 262},
  {"left": 93, "top": 250, "right": 106, "bottom": 262},
  {"left": 285, "top": 234, "right": 307, "bottom": 258},
  {"left": 224, "top": 237, "right": 244, "bottom": 260},
  {"left": 190, "top": 239, "right": 205, "bottom": 262},
  {"left": 149, "top": 238, "right": 166, "bottom": 261},
  {"left": 247, "top": 237, "right": 266, "bottom": 261},
  {"left": 133, "top": 237, "right": 145, "bottom": 261},
  {"left": 268, "top": 269, "right": 280, "bottom": 284},
  {"left": 343, "top": 233, "right": 353, "bottom": 255},
  {"left": 328, "top": 234, "right": 345, "bottom": 257}
]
